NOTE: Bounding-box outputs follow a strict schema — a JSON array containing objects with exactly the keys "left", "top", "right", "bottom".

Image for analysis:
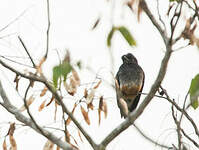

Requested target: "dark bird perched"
[{"left": 115, "top": 53, "right": 145, "bottom": 118}]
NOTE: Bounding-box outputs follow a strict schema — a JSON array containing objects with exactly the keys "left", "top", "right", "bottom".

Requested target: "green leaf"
[
  {"left": 52, "top": 62, "right": 72, "bottom": 88},
  {"left": 118, "top": 26, "right": 136, "bottom": 46},
  {"left": 189, "top": 74, "right": 199, "bottom": 109},
  {"left": 192, "top": 99, "right": 199, "bottom": 110},
  {"left": 107, "top": 27, "right": 116, "bottom": 47},
  {"left": 53, "top": 66, "right": 62, "bottom": 88},
  {"left": 61, "top": 62, "right": 72, "bottom": 81},
  {"left": 169, "top": 0, "right": 180, "bottom": 2}
]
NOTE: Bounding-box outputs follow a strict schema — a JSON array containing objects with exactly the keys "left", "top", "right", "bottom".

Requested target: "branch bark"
[
  {"left": 0, "top": 58, "right": 98, "bottom": 149},
  {"left": 0, "top": 80, "right": 74, "bottom": 150},
  {"left": 99, "top": 0, "right": 173, "bottom": 148}
]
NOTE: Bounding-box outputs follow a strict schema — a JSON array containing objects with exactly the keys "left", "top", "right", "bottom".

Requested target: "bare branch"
[
  {"left": 181, "top": 128, "right": 199, "bottom": 148},
  {"left": 0, "top": 8, "right": 29, "bottom": 33},
  {"left": 170, "top": 2, "right": 183, "bottom": 41},
  {"left": 160, "top": 86, "right": 199, "bottom": 138},
  {"left": 156, "top": 0, "right": 166, "bottom": 31},
  {"left": 45, "top": 0, "right": 51, "bottom": 58},
  {"left": 0, "top": 80, "right": 74, "bottom": 150},
  {"left": 23, "top": 83, "right": 47, "bottom": 137},
  {"left": 140, "top": 0, "right": 168, "bottom": 45},
  {"left": 0, "top": 55, "right": 33, "bottom": 68},
  {"left": 133, "top": 123, "right": 170, "bottom": 149},
  {"left": 18, "top": 36, "right": 36, "bottom": 67},
  {"left": 171, "top": 103, "right": 182, "bottom": 150},
  {"left": 0, "top": 58, "right": 98, "bottom": 149}
]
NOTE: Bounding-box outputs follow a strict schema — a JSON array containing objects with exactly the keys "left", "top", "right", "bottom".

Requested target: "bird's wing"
[
  {"left": 129, "top": 71, "right": 145, "bottom": 112},
  {"left": 115, "top": 74, "right": 128, "bottom": 118}
]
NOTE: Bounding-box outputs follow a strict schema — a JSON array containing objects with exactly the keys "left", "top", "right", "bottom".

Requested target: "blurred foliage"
[
  {"left": 189, "top": 74, "right": 199, "bottom": 109},
  {"left": 53, "top": 62, "right": 72, "bottom": 88},
  {"left": 107, "top": 26, "right": 136, "bottom": 47}
]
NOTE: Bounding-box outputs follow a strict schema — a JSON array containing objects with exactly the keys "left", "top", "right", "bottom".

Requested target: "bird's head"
[{"left": 122, "top": 53, "right": 138, "bottom": 64}]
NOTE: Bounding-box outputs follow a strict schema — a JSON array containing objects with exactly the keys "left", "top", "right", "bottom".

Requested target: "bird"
[{"left": 115, "top": 53, "right": 145, "bottom": 118}]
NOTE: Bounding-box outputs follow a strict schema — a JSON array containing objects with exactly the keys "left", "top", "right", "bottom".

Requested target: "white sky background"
[{"left": 0, "top": 0, "right": 199, "bottom": 150}]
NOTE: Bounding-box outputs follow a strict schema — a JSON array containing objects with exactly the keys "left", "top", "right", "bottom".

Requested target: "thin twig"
[
  {"left": 133, "top": 123, "right": 170, "bottom": 149},
  {"left": 45, "top": 0, "right": 51, "bottom": 58},
  {"left": 160, "top": 86, "right": 199, "bottom": 138},
  {"left": 0, "top": 55, "right": 33, "bottom": 68},
  {"left": 0, "top": 80, "right": 74, "bottom": 150},
  {"left": 171, "top": 102, "right": 182, "bottom": 150},
  {"left": 23, "top": 83, "right": 46, "bottom": 136},
  {"left": 18, "top": 36, "right": 36, "bottom": 67},
  {"left": 156, "top": 0, "right": 166, "bottom": 31},
  {"left": 0, "top": 8, "right": 29, "bottom": 33},
  {"left": 181, "top": 128, "right": 199, "bottom": 148},
  {"left": 140, "top": 0, "right": 168, "bottom": 45}
]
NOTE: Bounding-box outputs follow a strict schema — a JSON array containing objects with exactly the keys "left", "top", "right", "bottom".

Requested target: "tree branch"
[
  {"left": 160, "top": 86, "right": 199, "bottom": 138},
  {"left": 45, "top": 0, "right": 51, "bottom": 58},
  {"left": 18, "top": 36, "right": 36, "bottom": 67},
  {"left": 133, "top": 123, "right": 170, "bottom": 149},
  {"left": 0, "top": 80, "right": 74, "bottom": 150},
  {"left": 0, "top": 58, "right": 98, "bottom": 149},
  {"left": 140, "top": 0, "right": 168, "bottom": 45}
]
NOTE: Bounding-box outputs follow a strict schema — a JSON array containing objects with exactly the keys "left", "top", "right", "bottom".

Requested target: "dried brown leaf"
[
  {"left": 72, "top": 70, "right": 80, "bottom": 86},
  {"left": 127, "top": 0, "right": 136, "bottom": 10},
  {"left": 99, "top": 96, "right": 103, "bottom": 110},
  {"left": 64, "top": 80, "right": 77, "bottom": 96},
  {"left": 3, "top": 139, "right": 7, "bottom": 150},
  {"left": 8, "top": 123, "right": 15, "bottom": 136},
  {"left": 63, "top": 50, "right": 70, "bottom": 63},
  {"left": 9, "top": 135, "right": 17, "bottom": 150},
  {"left": 40, "top": 87, "right": 48, "bottom": 97},
  {"left": 80, "top": 106, "right": 90, "bottom": 125},
  {"left": 87, "top": 102, "right": 94, "bottom": 110},
  {"left": 86, "top": 89, "right": 95, "bottom": 104},
  {"left": 66, "top": 103, "right": 77, "bottom": 125},
  {"left": 98, "top": 96, "right": 103, "bottom": 125},
  {"left": 19, "top": 95, "right": 35, "bottom": 112},
  {"left": 29, "top": 80, "right": 34, "bottom": 87},
  {"left": 38, "top": 100, "right": 46, "bottom": 112},
  {"left": 36, "top": 56, "right": 46, "bottom": 74},
  {"left": 103, "top": 100, "right": 108, "bottom": 118},
  {"left": 70, "top": 135, "right": 79, "bottom": 148},
  {"left": 84, "top": 88, "right": 88, "bottom": 98},
  {"left": 70, "top": 77, "right": 77, "bottom": 89},
  {"left": 43, "top": 140, "right": 54, "bottom": 150},
  {"left": 137, "top": 1, "right": 143, "bottom": 22},
  {"left": 46, "top": 96, "right": 55, "bottom": 107},
  {"left": 78, "top": 130, "right": 83, "bottom": 142},
  {"left": 56, "top": 146, "right": 60, "bottom": 150},
  {"left": 98, "top": 108, "right": 101, "bottom": 125},
  {"left": 65, "top": 129, "right": 70, "bottom": 143},
  {"left": 14, "top": 75, "right": 20, "bottom": 91},
  {"left": 70, "top": 144, "right": 79, "bottom": 150},
  {"left": 190, "top": 23, "right": 197, "bottom": 34},
  {"left": 93, "top": 80, "right": 102, "bottom": 89}
]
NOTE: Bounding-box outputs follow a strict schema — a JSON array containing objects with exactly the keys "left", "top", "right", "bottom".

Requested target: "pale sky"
[{"left": 0, "top": 0, "right": 199, "bottom": 150}]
